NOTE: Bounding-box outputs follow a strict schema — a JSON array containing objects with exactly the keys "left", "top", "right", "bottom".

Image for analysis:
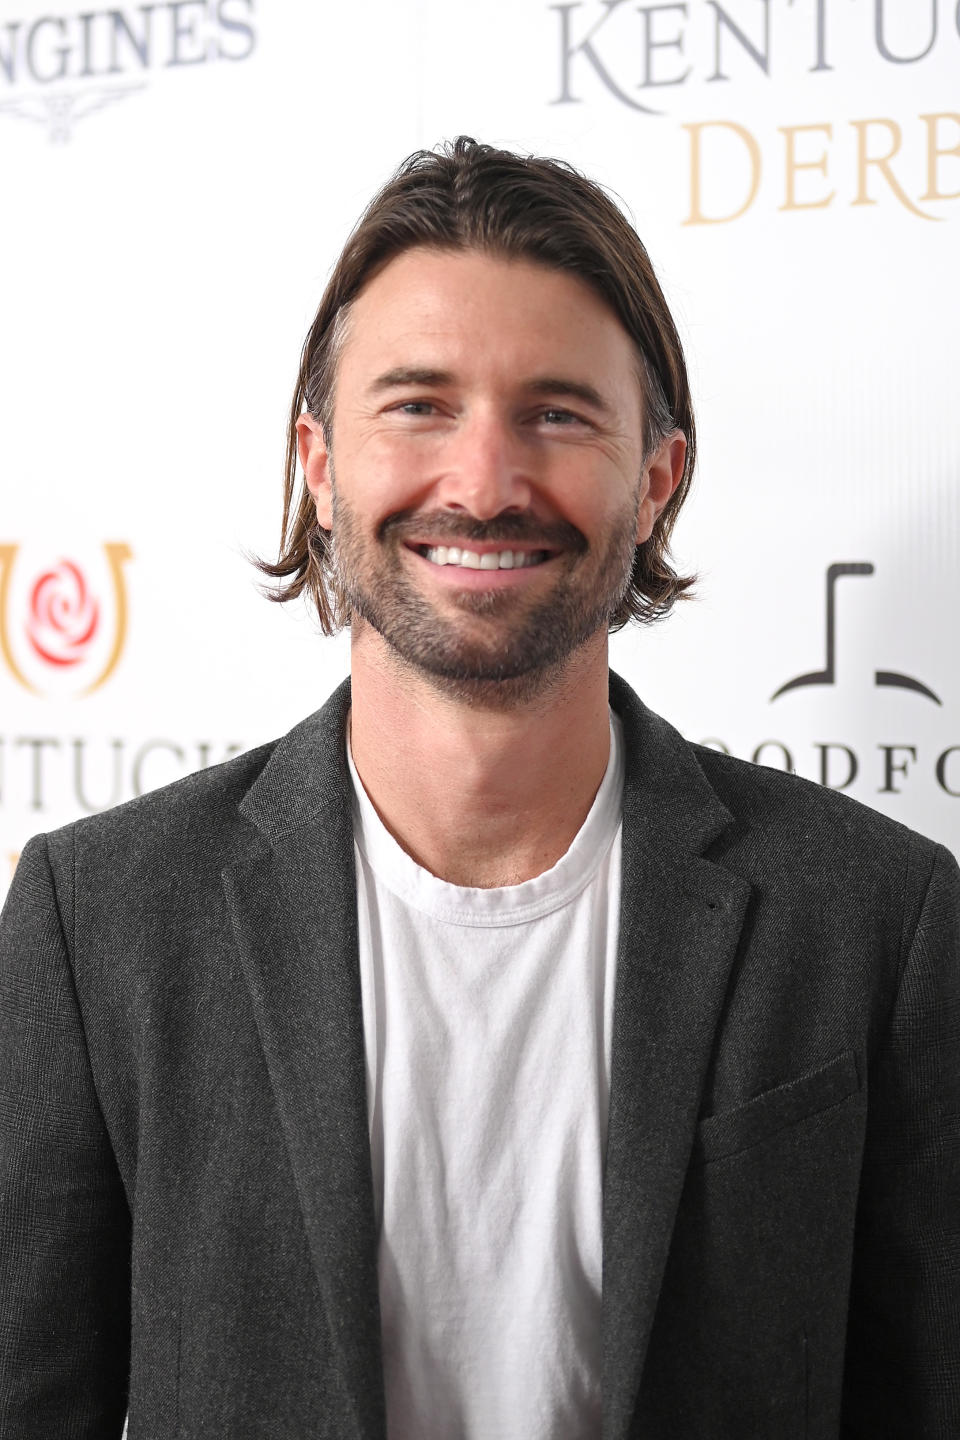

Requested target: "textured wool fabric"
[{"left": 0, "top": 673, "right": 958, "bottom": 1439}]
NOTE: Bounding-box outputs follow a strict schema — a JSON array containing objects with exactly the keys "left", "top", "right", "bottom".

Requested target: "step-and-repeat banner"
[{"left": 2, "top": 1, "right": 957, "bottom": 901}]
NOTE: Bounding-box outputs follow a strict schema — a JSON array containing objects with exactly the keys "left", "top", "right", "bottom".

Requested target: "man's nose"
[{"left": 432, "top": 411, "right": 533, "bottom": 519}]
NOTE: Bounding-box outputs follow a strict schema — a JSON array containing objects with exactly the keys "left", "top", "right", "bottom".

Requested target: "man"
[{"left": 1, "top": 137, "right": 958, "bottom": 1439}]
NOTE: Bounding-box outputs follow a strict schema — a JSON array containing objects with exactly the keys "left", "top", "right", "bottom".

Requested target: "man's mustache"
[{"left": 378, "top": 509, "right": 588, "bottom": 554}]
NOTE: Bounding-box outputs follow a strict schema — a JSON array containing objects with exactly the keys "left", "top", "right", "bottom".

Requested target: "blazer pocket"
[{"left": 694, "top": 1049, "right": 860, "bottom": 1165}]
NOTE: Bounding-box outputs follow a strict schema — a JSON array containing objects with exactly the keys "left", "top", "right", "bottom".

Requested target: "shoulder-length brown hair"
[{"left": 258, "top": 136, "right": 696, "bottom": 633}]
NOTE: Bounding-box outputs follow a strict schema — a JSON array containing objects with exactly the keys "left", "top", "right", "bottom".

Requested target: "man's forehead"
[
  {"left": 338, "top": 245, "right": 642, "bottom": 393},
  {"left": 350, "top": 243, "right": 610, "bottom": 317}
]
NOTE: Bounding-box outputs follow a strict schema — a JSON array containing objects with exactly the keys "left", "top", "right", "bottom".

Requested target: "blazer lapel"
[
  {"left": 603, "top": 676, "right": 752, "bottom": 1440},
  {"left": 218, "top": 671, "right": 749, "bottom": 1439},
  {"left": 221, "top": 679, "right": 385, "bottom": 1440}
]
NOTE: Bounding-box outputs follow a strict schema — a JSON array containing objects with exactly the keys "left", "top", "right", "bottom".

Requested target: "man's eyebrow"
[
  {"left": 369, "top": 367, "right": 456, "bottom": 392},
  {"left": 368, "top": 368, "right": 613, "bottom": 414},
  {"left": 525, "top": 376, "right": 612, "bottom": 414}
]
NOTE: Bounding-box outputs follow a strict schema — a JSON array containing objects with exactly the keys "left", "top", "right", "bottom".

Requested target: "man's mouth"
[{"left": 414, "top": 545, "right": 551, "bottom": 571}]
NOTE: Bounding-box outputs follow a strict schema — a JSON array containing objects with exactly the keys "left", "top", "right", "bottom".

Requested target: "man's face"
[{"left": 298, "top": 246, "right": 683, "bottom": 697}]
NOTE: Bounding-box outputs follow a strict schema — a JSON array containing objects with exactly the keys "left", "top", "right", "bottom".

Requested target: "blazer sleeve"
[
  {"left": 0, "top": 833, "right": 130, "bottom": 1439},
  {"left": 842, "top": 840, "right": 960, "bottom": 1437}
]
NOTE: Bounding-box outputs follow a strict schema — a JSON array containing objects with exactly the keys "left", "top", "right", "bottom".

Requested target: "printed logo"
[
  {"left": 771, "top": 562, "right": 941, "bottom": 705},
  {"left": 698, "top": 557, "right": 955, "bottom": 816},
  {"left": 0, "top": 542, "right": 132, "bottom": 696},
  {"left": 0, "top": 2, "right": 256, "bottom": 142},
  {"left": 26, "top": 558, "right": 100, "bottom": 668},
  {"left": 549, "top": 4, "right": 960, "bottom": 225},
  {"left": 0, "top": 81, "right": 145, "bottom": 142}
]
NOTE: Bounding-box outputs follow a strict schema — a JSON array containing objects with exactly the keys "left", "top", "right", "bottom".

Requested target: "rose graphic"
[{"left": 25, "top": 559, "right": 100, "bottom": 668}]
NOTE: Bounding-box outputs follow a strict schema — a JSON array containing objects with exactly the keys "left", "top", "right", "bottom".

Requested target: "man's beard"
[{"left": 328, "top": 480, "right": 640, "bottom": 704}]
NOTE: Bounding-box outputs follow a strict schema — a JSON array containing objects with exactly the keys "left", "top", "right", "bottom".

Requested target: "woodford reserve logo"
[
  {"left": 0, "top": 1, "right": 256, "bottom": 141},
  {"left": 0, "top": 542, "right": 131, "bottom": 696},
  {"left": 551, "top": 0, "right": 960, "bottom": 223},
  {"left": 698, "top": 561, "right": 958, "bottom": 803}
]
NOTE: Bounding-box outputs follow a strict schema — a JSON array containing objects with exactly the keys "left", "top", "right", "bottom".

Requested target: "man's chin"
[
  {"left": 345, "top": 578, "right": 613, "bottom": 704},
  {"left": 378, "top": 628, "right": 598, "bottom": 708}
]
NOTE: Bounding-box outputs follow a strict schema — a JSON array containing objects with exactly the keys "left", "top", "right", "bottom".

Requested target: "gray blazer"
[{"left": 1, "top": 673, "right": 958, "bottom": 1439}]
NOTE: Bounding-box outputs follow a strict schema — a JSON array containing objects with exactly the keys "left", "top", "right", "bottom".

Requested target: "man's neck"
[{"left": 347, "top": 630, "right": 613, "bottom": 889}]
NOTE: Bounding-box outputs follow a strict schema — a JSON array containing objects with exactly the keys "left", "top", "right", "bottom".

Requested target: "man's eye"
[
  {"left": 541, "top": 408, "right": 581, "bottom": 426},
  {"left": 397, "top": 400, "right": 435, "bottom": 416}
]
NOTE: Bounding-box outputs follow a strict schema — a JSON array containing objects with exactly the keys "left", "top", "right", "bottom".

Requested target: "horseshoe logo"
[{"left": 0, "top": 543, "right": 132, "bottom": 696}]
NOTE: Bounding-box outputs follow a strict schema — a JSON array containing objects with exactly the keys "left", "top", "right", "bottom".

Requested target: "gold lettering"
[
  {"left": 851, "top": 117, "right": 937, "bottom": 221},
  {"left": 919, "top": 112, "right": 960, "bottom": 201},
  {"left": 682, "top": 120, "right": 761, "bottom": 225},
  {"left": 778, "top": 123, "right": 835, "bottom": 210}
]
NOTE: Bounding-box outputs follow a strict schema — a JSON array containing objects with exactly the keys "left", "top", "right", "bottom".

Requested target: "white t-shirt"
[{"left": 348, "top": 714, "right": 624, "bottom": 1440}]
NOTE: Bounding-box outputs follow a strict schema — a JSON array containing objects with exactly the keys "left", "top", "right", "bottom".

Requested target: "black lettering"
[
  {"left": 15, "top": 738, "right": 61, "bottom": 811},
  {"left": 751, "top": 740, "right": 794, "bottom": 772},
  {"left": 707, "top": 0, "right": 771, "bottom": 81},
  {"left": 550, "top": 1, "right": 662, "bottom": 113},
  {"left": 109, "top": 5, "right": 155, "bottom": 73},
  {"left": 166, "top": 0, "right": 209, "bottom": 66},
  {"left": 72, "top": 738, "right": 124, "bottom": 813},
  {"left": 133, "top": 740, "right": 186, "bottom": 794},
  {"left": 26, "top": 16, "right": 71, "bottom": 84},
  {"left": 639, "top": 3, "right": 690, "bottom": 88},
  {"left": 936, "top": 746, "right": 960, "bottom": 796},
  {"left": 0, "top": 22, "right": 21, "bottom": 84},
  {"left": 216, "top": 0, "right": 255, "bottom": 60},
  {"left": 815, "top": 742, "right": 858, "bottom": 790},
  {"left": 878, "top": 743, "right": 916, "bottom": 793},
  {"left": 875, "top": 0, "right": 937, "bottom": 63}
]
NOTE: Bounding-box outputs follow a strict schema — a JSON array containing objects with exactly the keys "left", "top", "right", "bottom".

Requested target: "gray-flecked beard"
[{"left": 328, "top": 484, "right": 640, "bottom": 706}]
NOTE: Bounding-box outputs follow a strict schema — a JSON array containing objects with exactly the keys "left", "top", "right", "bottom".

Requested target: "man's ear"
[
  {"left": 296, "top": 412, "right": 333, "bottom": 530},
  {"left": 636, "top": 430, "right": 687, "bottom": 545}
]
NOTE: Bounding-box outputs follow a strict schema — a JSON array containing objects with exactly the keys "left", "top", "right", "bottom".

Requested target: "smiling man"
[{"left": 1, "top": 138, "right": 959, "bottom": 1440}]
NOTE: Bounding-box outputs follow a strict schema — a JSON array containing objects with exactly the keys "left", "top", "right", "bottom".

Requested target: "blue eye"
[
  {"left": 398, "top": 401, "right": 434, "bottom": 415},
  {"left": 542, "top": 408, "right": 580, "bottom": 425}
]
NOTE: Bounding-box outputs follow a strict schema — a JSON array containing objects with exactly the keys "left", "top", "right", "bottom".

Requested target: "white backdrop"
[{"left": 2, "top": 0, "right": 958, "bottom": 905}]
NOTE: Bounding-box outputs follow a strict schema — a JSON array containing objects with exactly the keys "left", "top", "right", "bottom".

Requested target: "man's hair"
[{"left": 259, "top": 136, "right": 696, "bottom": 633}]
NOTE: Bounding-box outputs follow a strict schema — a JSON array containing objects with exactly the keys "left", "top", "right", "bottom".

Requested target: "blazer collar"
[
  {"left": 236, "top": 671, "right": 730, "bottom": 851},
  {"left": 603, "top": 674, "right": 751, "bottom": 1440},
  {"left": 228, "top": 672, "right": 749, "bottom": 1440},
  {"left": 238, "top": 674, "right": 354, "bottom": 842},
  {"left": 224, "top": 676, "right": 386, "bottom": 1439}
]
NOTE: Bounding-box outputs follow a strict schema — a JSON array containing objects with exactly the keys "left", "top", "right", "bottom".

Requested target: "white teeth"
[{"left": 422, "top": 546, "right": 546, "bottom": 570}]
